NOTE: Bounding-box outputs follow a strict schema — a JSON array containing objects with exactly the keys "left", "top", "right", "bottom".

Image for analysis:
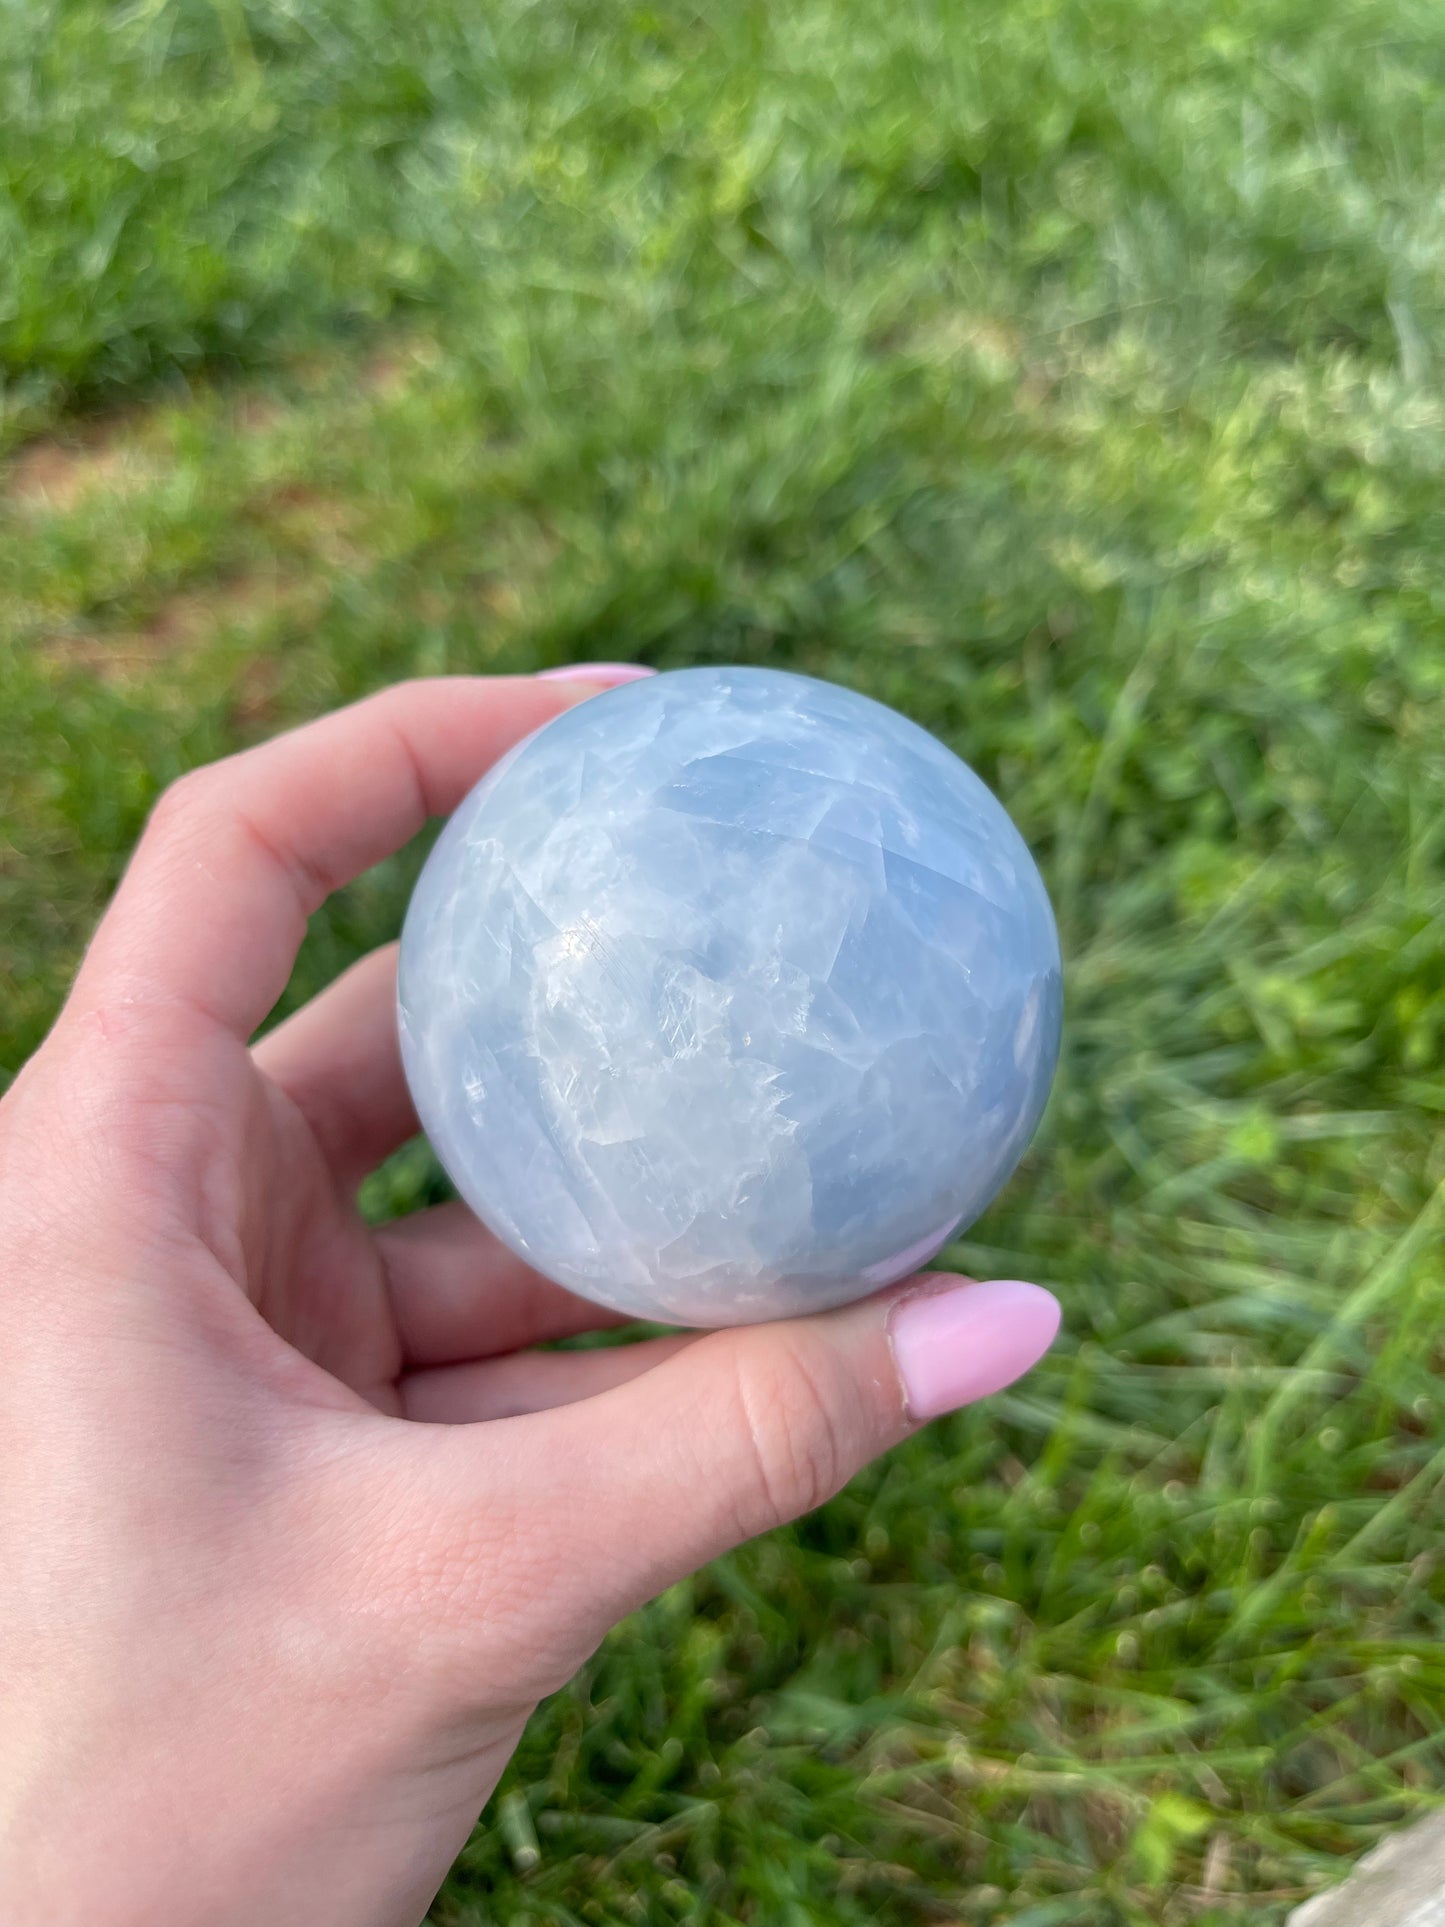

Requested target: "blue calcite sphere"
[{"left": 398, "top": 667, "right": 1061, "bottom": 1327}]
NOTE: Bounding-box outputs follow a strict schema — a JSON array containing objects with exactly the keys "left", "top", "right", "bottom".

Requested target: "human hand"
[{"left": 0, "top": 674, "right": 1061, "bottom": 1927}]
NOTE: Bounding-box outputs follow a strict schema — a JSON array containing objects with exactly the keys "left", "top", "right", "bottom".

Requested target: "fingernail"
[
  {"left": 534, "top": 663, "right": 656, "bottom": 687},
  {"left": 888, "top": 1278, "right": 1060, "bottom": 1421}
]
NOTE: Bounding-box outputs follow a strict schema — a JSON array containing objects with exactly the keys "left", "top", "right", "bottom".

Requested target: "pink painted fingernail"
[
  {"left": 889, "top": 1278, "right": 1060, "bottom": 1420},
  {"left": 534, "top": 663, "right": 656, "bottom": 686}
]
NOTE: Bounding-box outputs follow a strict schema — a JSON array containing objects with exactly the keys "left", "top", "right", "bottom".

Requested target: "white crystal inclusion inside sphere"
[{"left": 398, "top": 666, "right": 1062, "bottom": 1327}]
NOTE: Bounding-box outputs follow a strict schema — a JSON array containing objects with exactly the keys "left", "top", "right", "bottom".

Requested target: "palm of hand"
[{"left": 5, "top": 1010, "right": 552, "bottom": 1927}]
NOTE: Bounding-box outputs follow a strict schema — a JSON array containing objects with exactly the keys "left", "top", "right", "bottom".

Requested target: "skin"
[{"left": 0, "top": 677, "right": 1055, "bottom": 1927}]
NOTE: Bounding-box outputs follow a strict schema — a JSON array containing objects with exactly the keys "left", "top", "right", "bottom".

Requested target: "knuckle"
[
  {"left": 726, "top": 1333, "right": 850, "bottom": 1534},
  {"left": 147, "top": 756, "right": 330, "bottom": 911},
  {"left": 146, "top": 766, "right": 219, "bottom": 844}
]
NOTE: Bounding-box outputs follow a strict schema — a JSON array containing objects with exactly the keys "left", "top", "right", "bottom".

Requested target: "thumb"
[{"left": 532, "top": 1274, "right": 1060, "bottom": 1625}]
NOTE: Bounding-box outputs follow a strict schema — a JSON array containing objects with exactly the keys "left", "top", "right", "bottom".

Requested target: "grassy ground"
[{"left": 4, "top": 0, "right": 1445, "bottom": 1919}]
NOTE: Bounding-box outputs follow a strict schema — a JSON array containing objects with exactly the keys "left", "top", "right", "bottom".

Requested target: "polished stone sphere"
[{"left": 398, "top": 667, "right": 1061, "bottom": 1327}]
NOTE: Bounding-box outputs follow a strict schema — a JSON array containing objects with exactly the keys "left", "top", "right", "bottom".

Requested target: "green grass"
[{"left": 4, "top": 0, "right": 1445, "bottom": 1918}]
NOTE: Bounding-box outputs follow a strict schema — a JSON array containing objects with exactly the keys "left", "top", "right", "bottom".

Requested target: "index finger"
[{"left": 71, "top": 676, "right": 594, "bottom": 1039}]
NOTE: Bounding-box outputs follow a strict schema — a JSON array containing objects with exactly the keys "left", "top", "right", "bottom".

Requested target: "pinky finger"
[{"left": 399, "top": 1332, "right": 696, "bottom": 1423}]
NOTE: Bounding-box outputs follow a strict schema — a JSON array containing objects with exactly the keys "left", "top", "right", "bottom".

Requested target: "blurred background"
[{"left": 2, "top": 0, "right": 1444, "bottom": 1920}]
